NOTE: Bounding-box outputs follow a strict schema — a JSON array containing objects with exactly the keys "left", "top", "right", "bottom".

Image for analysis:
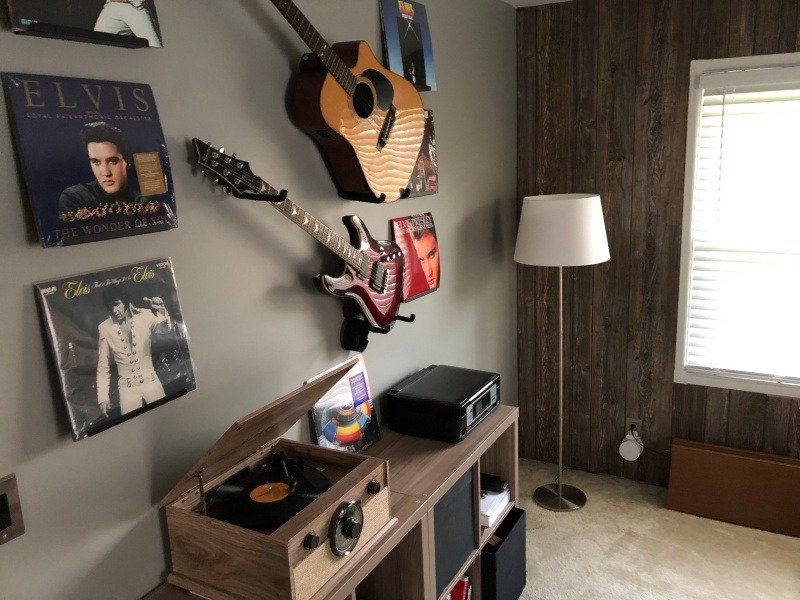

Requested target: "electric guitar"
[
  {"left": 269, "top": 0, "right": 426, "bottom": 203},
  {"left": 192, "top": 138, "right": 404, "bottom": 331}
]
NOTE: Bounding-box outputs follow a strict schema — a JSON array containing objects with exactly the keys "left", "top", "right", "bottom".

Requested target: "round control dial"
[{"left": 328, "top": 500, "right": 364, "bottom": 557}]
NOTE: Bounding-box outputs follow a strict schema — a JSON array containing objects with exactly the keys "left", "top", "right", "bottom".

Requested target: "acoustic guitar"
[
  {"left": 269, "top": 0, "right": 426, "bottom": 203},
  {"left": 192, "top": 138, "right": 404, "bottom": 331}
]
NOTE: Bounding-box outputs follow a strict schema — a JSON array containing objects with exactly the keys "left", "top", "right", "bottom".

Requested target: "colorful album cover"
[
  {"left": 6, "top": 0, "right": 163, "bottom": 48},
  {"left": 408, "top": 109, "right": 437, "bottom": 196},
  {"left": 391, "top": 212, "right": 440, "bottom": 302},
  {"left": 308, "top": 355, "right": 380, "bottom": 453},
  {"left": 380, "top": 0, "right": 437, "bottom": 92},
  {"left": 34, "top": 258, "right": 195, "bottom": 441},
  {"left": 2, "top": 72, "right": 175, "bottom": 247}
]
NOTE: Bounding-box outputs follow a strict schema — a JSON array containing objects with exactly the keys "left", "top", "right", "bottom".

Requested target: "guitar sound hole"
[{"left": 352, "top": 82, "right": 375, "bottom": 119}]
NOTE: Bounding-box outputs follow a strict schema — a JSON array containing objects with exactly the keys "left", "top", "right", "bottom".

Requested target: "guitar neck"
[
  {"left": 270, "top": 0, "right": 357, "bottom": 96},
  {"left": 258, "top": 180, "right": 363, "bottom": 270}
]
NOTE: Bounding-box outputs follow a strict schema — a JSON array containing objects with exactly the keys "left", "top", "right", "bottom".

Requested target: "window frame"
[{"left": 674, "top": 52, "right": 800, "bottom": 400}]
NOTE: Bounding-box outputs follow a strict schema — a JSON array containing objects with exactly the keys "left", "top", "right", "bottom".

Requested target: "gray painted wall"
[{"left": 0, "top": 1, "right": 517, "bottom": 597}]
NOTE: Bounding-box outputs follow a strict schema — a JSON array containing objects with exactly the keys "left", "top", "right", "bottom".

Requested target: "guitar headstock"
[{"left": 192, "top": 138, "right": 269, "bottom": 198}]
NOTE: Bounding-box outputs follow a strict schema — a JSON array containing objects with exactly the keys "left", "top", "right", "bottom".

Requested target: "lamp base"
[{"left": 533, "top": 483, "right": 586, "bottom": 512}]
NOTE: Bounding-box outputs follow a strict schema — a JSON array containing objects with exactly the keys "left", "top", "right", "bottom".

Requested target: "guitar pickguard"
[{"left": 360, "top": 69, "right": 393, "bottom": 110}]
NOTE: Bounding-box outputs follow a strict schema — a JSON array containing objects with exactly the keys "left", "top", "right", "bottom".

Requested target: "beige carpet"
[{"left": 517, "top": 459, "right": 800, "bottom": 600}]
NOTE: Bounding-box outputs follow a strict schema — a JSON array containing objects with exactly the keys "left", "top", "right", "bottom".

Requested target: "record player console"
[{"left": 160, "top": 357, "right": 393, "bottom": 600}]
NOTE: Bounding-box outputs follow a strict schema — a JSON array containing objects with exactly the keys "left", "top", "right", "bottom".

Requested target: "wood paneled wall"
[{"left": 517, "top": 0, "right": 800, "bottom": 486}]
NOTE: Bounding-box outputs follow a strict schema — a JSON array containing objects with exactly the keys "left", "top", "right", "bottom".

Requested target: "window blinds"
[{"left": 683, "top": 70, "right": 800, "bottom": 386}]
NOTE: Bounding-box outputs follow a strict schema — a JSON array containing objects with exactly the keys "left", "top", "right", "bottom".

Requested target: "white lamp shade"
[{"left": 514, "top": 193, "right": 610, "bottom": 267}]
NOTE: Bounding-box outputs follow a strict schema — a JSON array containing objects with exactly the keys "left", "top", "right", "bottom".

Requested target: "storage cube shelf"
[{"left": 147, "top": 405, "right": 519, "bottom": 600}]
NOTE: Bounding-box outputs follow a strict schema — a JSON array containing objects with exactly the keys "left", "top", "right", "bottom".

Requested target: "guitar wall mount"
[
  {"left": 237, "top": 189, "right": 288, "bottom": 203},
  {"left": 15, "top": 23, "right": 149, "bottom": 48},
  {"left": 238, "top": 188, "right": 403, "bottom": 352},
  {"left": 336, "top": 186, "right": 413, "bottom": 204},
  {"left": 340, "top": 309, "right": 415, "bottom": 352}
]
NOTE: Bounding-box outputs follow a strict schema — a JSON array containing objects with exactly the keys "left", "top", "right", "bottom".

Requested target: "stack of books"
[{"left": 480, "top": 473, "right": 510, "bottom": 528}]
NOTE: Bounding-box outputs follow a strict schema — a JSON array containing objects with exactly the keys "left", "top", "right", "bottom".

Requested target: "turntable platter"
[{"left": 205, "top": 452, "right": 332, "bottom": 530}]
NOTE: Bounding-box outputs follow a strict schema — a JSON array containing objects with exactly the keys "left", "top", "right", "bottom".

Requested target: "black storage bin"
[
  {"left": 433, "top": 469, "right": 474, "bottom": 598},
  {"left": 481, "top": 507, "right": 526, "bottom": 600}
]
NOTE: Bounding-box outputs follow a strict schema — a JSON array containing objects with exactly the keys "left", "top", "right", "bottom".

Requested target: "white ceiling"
[{"left": 500, "top": 0, "right": 571, "bottom": 7}]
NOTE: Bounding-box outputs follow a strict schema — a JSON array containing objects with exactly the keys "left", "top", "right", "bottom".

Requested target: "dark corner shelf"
[{"left": 16, "top": 23, "right": 148, "bottom": 48}]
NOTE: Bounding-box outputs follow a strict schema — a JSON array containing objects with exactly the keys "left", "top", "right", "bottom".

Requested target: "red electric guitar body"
[{"left": 316, "top": 213, "right": 403, "bottom": 330}]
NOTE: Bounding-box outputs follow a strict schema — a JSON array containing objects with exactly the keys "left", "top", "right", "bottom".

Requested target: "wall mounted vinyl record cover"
[
  {"left": 2, "top": 72, "right": 175, "bottom": 247},
  {"left": 408, "top": 109, "right": 437, "bottom": 196},
  {"left": 307, "top": 354, "right": 380, "bottom": 453},
  {"left": 380, "top": 0, "right": 436, "bottom": 91},
  {"left": 34, "top": 258, "right": 195, "bottom": 441},
  {"left": 391, "top": 212, "right": 440, "bottom": 301},
  {"left": 6, "top": 0, "right": 163, "bottom": 48}
]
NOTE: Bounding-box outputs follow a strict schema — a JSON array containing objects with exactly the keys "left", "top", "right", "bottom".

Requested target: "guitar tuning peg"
[
  {"left": 214, "top": 178, "right": 220, "bottom": 184},
  {"left": 232, "top": 153, "right": 238, "bottom": 159},
  {"left": 222, "top": 186, "right": 231, "bottom": 194},
  {"left": 219, "top": 147, "right": 225, "bottom": 154}
]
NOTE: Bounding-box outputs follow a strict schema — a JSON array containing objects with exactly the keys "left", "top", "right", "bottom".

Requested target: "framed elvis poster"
[
  {"left": 391, "top": 212, "right": 440, "bottom": 302},
  {"left": 380, "top": 0, "right": 436, "bottom": 92},
  {"left": 408, "top": 109, "right": 437, "bottom": 196},
  {"left": 2, "top": 72, "right": 176, "bottom": 247},
  {"left": 34, "top": 257, "right": 195, "bottom": 440}
]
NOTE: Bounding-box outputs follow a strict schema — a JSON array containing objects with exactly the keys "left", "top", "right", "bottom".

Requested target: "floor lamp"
[{"left": 514, "top": 194, "right": 610, "bottom": 512}]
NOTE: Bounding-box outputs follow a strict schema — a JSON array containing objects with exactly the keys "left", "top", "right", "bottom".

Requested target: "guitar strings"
[
  {"left": 260, "top": 184, "right": 364, "bottom": 268},
  {"left": 202, "top": 142, "right": 365, "bottom": 268},
  {"left": 279, "top": 0, "right": 386, "bottom": 140},
  {"left": 348, "top": 74, "right": 386, "bottom": 139}
]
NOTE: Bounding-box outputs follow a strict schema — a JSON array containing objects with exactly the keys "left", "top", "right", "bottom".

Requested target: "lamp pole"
[{"left": 557, "top": 265, "right": 563, "bottom": 502}]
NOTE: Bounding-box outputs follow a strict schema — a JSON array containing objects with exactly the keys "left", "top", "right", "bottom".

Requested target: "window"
[{"left": 675, "top": 53, "right": 800, "bottom": 399}]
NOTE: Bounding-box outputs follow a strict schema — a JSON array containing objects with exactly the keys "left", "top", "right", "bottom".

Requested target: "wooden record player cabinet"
[{"left": 147, "top": 399, "right": 519, "bottom": 600}]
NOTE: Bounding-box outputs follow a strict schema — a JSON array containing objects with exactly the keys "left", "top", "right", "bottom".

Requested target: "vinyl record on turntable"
[{"left": 205, "top": 451, "right": 332, "bottom": 530}]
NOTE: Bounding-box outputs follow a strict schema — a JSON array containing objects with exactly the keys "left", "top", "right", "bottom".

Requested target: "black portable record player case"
[
  {"left": 387, "top": 365, "right": 500, "bottom": 443},
  {"left": 159, "top": 356, "right": 393, "bottom": 600}
]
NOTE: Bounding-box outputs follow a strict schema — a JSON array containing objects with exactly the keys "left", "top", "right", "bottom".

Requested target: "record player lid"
[{"left": 160, "top": 355, "right": 361, "bottom": 507}]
